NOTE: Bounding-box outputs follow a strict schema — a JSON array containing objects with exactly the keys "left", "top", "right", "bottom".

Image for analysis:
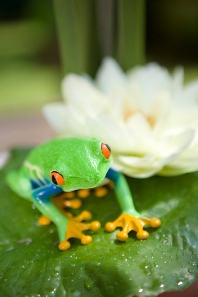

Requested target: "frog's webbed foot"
[
  {"left": 59, "top": 210, "right": 101, "bottom": 250},
  {"left": 105, "top": 214, "right": 161, "bottom": 241}
]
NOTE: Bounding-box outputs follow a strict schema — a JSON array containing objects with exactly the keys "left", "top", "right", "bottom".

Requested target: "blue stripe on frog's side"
[
  {"left": 31, "top": 179, "right": 63, "bottom": 203},
  {"left": 106, "top": 168, "right": 120, "bottom": 185}
]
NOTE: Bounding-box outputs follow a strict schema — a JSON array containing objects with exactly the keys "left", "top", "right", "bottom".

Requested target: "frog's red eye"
[
  {"left": 101, "top": 143, "right": 111, "bottom": 159},
  {"left": 50, "top": 171, "right": 65, "bottom": 186}
]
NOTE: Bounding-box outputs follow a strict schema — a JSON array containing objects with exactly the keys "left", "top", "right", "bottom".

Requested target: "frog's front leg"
[
  {"left": 105, "top": 168, "right": 161, "bottom": 241},
  {"left": 32, "top": 183, "right": 100, "bottom": 250}
]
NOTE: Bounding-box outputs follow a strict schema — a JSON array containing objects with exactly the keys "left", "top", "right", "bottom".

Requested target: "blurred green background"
[
  {"left": 0, "top": 0, "right": 61, "bottom": 118},
  {"left": 0, "top": 0, "right": 198, "bottom": 118}
]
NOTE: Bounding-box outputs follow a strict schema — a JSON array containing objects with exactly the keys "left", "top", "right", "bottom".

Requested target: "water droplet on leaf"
[
  {"left": 139, "top": 288, "right": 143, "bottom": 293},
  {"left": 84, "top": 278, "right": 94, "bottom": 290}
]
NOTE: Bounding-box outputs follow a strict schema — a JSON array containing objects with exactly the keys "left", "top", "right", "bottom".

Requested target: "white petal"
[
  {"left": 43, "top": 103, "right": 68, "bottom": 133},
  {"left": 181, "top": 80, "right": 198, "bottom": 107},
  {"left": 163, "top": 144, "right": 198, "bottom": 173},
  {"left": 111, "top": 158, "right": 161, "bottom": 178},
  {"left": 127, "top": 112, "right": 152, "bottom": 135},
  {"left": 172, "top": 66, "right": 184, "bottom": 86},
  {"left": 171, "top": 66, "right": 184, "bottom": 104},
  {"left": 127, "top": 81, "right": 142, "bottom": 110},
  {"left": 169, "top": 157, "right": 198, "bottom": 170},
  {"left": 148, "top": 90, "right": 172, "bottom": 122},
  {"left": 108, "top": 86, "right": 128, "bottom": 121},
  {"left": 86, "top": 113, "right": 138, "bottom": 153},
  {"left": 172, "top": 68, "right": 198, "bottom": 109},
  {"left": 114, "top": 154, "right": 155, "bottom": 168},
  {"left": 127, "top": 63, "right": 171, "bottom": 112},
  {"left": 151, "top": 129, "right": 195, "bottom": 160},
  {"left": 62, "top": 74, "right": 109, "bottom": 113},
  {"left": 112, "top": 148, "right": 181, "bottom": 177},
  {"left": 126, "top": 113, "right": 153, "bottom": 153},
  {"left": 166, "top": 107, "right": 198, "bottom": 129},
  {"left": 43, "top": 103, "right": 89, "bottom": 136},
  {"left": 95, "top": 57, "right": 128, "bottom": 95}
]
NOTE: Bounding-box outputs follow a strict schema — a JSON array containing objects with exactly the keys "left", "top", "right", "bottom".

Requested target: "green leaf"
[{"left": 1, "top": 149, "right": 198, "bottom": 297}]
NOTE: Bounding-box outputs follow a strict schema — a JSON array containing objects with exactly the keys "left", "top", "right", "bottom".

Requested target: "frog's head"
[{"left": 44, "top": 138, "right": 112, "bottom": 191}]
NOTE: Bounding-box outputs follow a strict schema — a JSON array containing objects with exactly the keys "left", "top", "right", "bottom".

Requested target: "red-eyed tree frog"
[{"left": 7, "top": 138, "right": 161, "bottom": 250}]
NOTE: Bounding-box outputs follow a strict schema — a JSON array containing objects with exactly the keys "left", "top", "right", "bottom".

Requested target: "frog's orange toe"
[
  {"left": 94, "top": 186, "right": 108, "bottom": 197},
  {"left": 63, "top": 191, "right": 75, "bottom": 199},
  {"left": 78, "top": 210, "right": 92, "bottom": 221},
  {"left": 136, "top": 230, "right": 149, "bottom": 240},
  {"left": 77, "top": 189, "right": 90, "bottom": 198},
  {"left": 38, "top": 215, "right": 51, "bottom": 226},
  {"left": 64, "top": 198, "right": 82, "bottom": 209},
  {"left": 59, "top": 240, "right": 71, "bottom": 250},
  {"left": 81, "top": 235, "right": 92, "bottom": 245},
  {"left": 117, "top": 231, "right": 128, "bottom": 241},
  {"left": 150, "top": 218, "right": 161, "bottom": 228},
  {"left": 90, "top": 221, "right": 101, "bottom": 231},
  {"left": 105, "top": 222, "right": 115, "bottom": 232}
]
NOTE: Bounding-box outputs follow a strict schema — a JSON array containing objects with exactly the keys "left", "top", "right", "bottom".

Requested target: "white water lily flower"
[{"left": 43, "top": 57, "right": 198, "bottom": 178}]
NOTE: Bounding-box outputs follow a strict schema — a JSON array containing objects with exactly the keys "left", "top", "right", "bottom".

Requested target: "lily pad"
[{"left": 0, "top": 149, "right": 198, "bottom": 297}]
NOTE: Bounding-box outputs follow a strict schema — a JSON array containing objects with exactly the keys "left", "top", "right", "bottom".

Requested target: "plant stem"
[
  {"left": 116, "top": 0, "right": 146, "bottom": 70},
  {"left": 53, "top": 0, "right": 100, "bottom": 76}
]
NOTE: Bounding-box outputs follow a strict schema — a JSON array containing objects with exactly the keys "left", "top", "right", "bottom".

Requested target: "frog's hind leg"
[{"left": 7, "top": 170, "right": 32, "bottom": 201}]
